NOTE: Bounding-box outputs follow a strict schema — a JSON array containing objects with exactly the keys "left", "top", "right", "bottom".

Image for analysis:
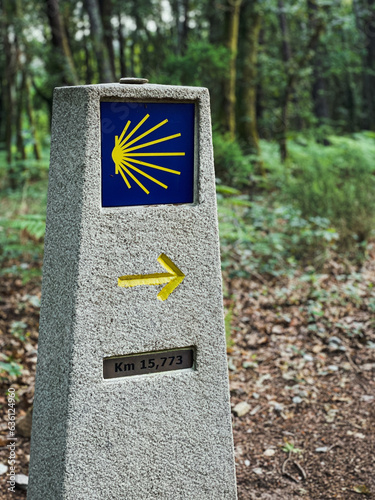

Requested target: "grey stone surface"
[{"left": 28, "top": 83, "right": 237, "bottom": 499}]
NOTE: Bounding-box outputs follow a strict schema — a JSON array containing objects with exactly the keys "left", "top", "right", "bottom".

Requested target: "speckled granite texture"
[{"left": 28, "top": 83, "right": 237, "bottom": 499}]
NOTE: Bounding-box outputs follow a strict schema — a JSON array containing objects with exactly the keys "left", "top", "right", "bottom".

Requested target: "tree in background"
[
  {"left": 45, "top": 0, "right": 78, "bottom": 86},
  {"left": 361, "top": 0, "right": 375, "bottom": 129},
  {"left": 84, "top": 0, "right": 114, "bottom": 82},
  {"left": 1, "top": 0, "right": 375, "bottom": 169},
  {"left": 237, "top": 0, "right": 262, "bottom": 157},
  {"left": 221, "top": 0, "right": 242, "bottom": 139}
]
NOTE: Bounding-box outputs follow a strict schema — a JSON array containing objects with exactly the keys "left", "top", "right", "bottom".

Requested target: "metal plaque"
[{"left": 103, "top": 347, "right": 195, "bottom": 380}]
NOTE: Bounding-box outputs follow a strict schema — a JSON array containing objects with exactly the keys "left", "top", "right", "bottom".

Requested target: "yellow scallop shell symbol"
[{"left": 111, "top": 114, "right": 185, "bottom": 194}]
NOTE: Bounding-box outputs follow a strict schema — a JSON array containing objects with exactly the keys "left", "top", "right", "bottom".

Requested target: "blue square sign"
[{"left": 101, "top": 102, "right": 195, "bottom": 207}]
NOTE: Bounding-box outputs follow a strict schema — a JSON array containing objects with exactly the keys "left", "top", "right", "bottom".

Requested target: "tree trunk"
[
  {"left": 130, "top": 40, "right": 135, "bottom": 76},
  {"left": 181, "top": 0, "right": 190, "bottom": 55},
  {"left": 45, "top": 0, "right": 78, "bottom": 85},
  {"left": 25, "top": 75, "right": 42, "bottom": 161},
  {"left": 311, "top": 58, "right": 329, "bottom": 123},
  {"left": 222, "top": 0, "right": 243, "bottom": 139},
  {"left": 0, "top": 70, "right": 3, "bottom": 146},
  {"left": 3, "top": 5, "right": 15, "bottom": 166},
  {"left": 84, "top": 0, "right": 114, "bottom": 82},
  {"left": 84, "top": 37, "right": 94, "bottom": 84},
  {"left": 256, "top": 28, "right": 265, "bottom": 133},
  {"left": 238, "top": 1, "right": 262, "bottom": 157},
  {"left": 31, "top": 79, "right": 53, "bottom": 119},
  {"left": 118, "top": 13, "right": 127, "bottom": 77},
  {"left": 171, "top": 0, "right": 183, "bottom": 54},
  {"left": 206, "top": 1, "right": 224, "bottom": 44},
  {"left": 99, "top": 0, "right": 116, "bottom": 78},
  {"left": 277, "top": 0, "right": 325, "bottom": 160},
  {"left": 308, "top": 0, "right": 329, "bottom": 126},
  {"left": 130, "top": 4, "right": 143, "bottom": 76},
  {"left": 16, "top": 67, "right": 26, "bottom": 161},
  {"left": 363, "top": 0, "right": 375, "bottom": 129},
  {"left": 278, "top": 0, "right": 292, "bottom": 161},
  {"left": 279, "top": 0, "right": 292, "bottom": 62},
  {"left": 279, "top": 84, "right": 291, "bottom": 162}
]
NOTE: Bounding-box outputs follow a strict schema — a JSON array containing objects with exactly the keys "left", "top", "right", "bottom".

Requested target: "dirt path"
[
  {"left": 0, "top": 253, "right": 374, "bottom": 499},
  {"left": 227, "top": 255, "right": 375, "bottom": 499}
]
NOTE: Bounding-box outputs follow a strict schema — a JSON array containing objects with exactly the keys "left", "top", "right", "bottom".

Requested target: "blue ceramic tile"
[{"left": 101, "top": 102, "right": 195, "bottom": 207}]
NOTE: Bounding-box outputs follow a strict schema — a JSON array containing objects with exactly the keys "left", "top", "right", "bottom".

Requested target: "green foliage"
[
  {"left": 218, "top": 191, "right": 338, "bottom": 277},
  {"left": 0, "top": 223, "right": 42, "bottom": 263},
  {"left": 0, "top": 358, "right": 23, "bottom": 378},
  {"left": 352, "top": 485, "right": 371, "bottom": 495},
  {"left": 0, "top": 215, "right": 45, "bottom": 264},
  {"left": 0, "top": 152, "right": 49, "bottom": 195},
  {"left": 278, "top": 133, "right": 375, "bottom": 248},
  {"left": 213, "top": 132, "right": 253, "bottom": 187},
  {"left": 10, "top": 321, "right": 29, "bottom": 341},
  {"left": 224, "top": 306, "right": 234, "bottom": 348},
  {"left": 0, "top": 153, "right": 47, "bottom": 278},
  {"left": 3, "top": 155, "right": 49, "bottom": 187},
  {"left": 9, "top": 214, "right": 46, "bottom": 240},
  {"left": 153, "top": 41, "right": 230, "bottom": 118},
  {"left": 214, "top": 130, "right": 375, "bottom": 256},
  {"left": 281, "top": 441, "right": 303, "bottom": 454},
  {"left": 157, "top": 41, "right": 230, "bottom": 89}
]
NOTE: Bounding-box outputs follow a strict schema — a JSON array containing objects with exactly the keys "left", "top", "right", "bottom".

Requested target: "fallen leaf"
[
  {"left": 264, "top": 448, "right": 276, "bottom": 457},
  {"left": 245, "top": 333, "right": 258, "bottom": 347},
  {"left": 293, "top": 396, "right": 303, "bottom": 404},
  {"left": 227, "top": 357, "right": 236, "bottom": 371},
  {"left": 233, "top": 401, "right": 251, "bottom": 417},
  {"left": 361, "top": 364, "right": 375, "bottom": 371},
  {"left": 352, "top": 485, "right": 371, "bottom": 495},
  {"left": 16, "top": 406, "right": 33, "bottom": 438},
  {"left": 243, "top": 361, "right": 258, "bottom": 369},
  {"left": 0, "top": 463, "right": 8, "bottom": 475},
  {"left": 250, "top": 405, "right": 261, "bottom": 416},
  {"left": 272, "top": 325, "right": 284, "bottom": 334},
  {"left": 361, "top": 395, "right": 374, "bottom": 403},
  {"left": 256, "top": 373, "right": 272, "bottom": 386}
]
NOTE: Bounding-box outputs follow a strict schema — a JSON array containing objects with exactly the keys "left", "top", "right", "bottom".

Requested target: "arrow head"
[{"left": 157, "top": 254, "right": 185, "bottom": 301}]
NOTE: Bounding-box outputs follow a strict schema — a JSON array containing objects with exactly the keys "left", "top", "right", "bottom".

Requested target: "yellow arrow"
[{"left": 118, "top": 253, "right": 185, "bottom": 301}]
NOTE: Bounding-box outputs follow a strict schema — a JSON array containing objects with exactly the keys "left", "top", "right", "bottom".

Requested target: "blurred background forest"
[
  {"left": 1, "top": 2, "right": 375, "bottom": 497},
  {"left": 1, "top": 0, "right": 375, "bottom": 274}
]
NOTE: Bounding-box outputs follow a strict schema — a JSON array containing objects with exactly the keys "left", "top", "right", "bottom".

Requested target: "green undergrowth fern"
[
  {"left": 217, "top": 190, "right": 339, "bottom": 277},
  {"left": 263, "top": 132, "right": 375, "bottom": 249}
]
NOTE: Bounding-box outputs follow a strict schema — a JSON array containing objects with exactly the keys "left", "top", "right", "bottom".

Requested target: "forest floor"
[{"left": 0, "top": 249, "right": 374, "bottom": 499}]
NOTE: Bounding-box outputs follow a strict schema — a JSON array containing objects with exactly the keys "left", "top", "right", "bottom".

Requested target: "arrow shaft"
[
  {"left": 118, "top": 272, "right": 172, "bottom": 288},
  {"left": 118, "top": 253, "right": 185, "bottom": 300}
]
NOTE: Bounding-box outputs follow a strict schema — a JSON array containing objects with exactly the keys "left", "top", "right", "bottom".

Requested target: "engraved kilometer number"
[{"left": 140, "top": 356, "right": 183, "bottom": 370}]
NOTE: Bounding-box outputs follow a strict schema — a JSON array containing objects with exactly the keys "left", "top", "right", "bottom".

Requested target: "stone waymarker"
[{"left": 28, "top": 81, "right": 237, "bottom": 499}]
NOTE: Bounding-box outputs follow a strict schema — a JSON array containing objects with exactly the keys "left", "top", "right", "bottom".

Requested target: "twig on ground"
[
  {"left": 282, "top": 452, "right": 307, "bottom": 483},
  {"left": 343, "top": 346, "right": 370, "bottom": 390},
  {"left": 282, "top": 454, "right": 298, "bottom": 483},
  {"left": 293, "top": 460, "right": 307, "bottom": 480},
  {"left": 328, "top": 443, "right": 342, "bottom": 452},
  {"left": 249, "top": 270, "right": 268, "bottom": 284},
  {"left": 345, "top": 351, "right": 361, "bottom": 373}
]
